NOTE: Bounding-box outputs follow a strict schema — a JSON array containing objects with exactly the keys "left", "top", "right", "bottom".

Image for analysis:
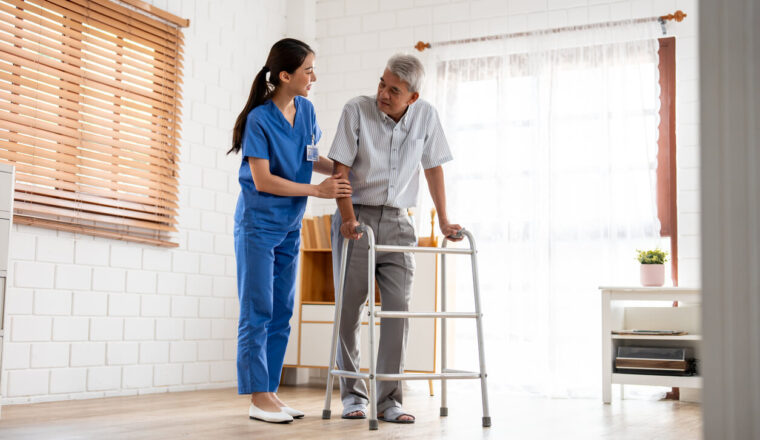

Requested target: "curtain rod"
[
  {"left": 116, "top": 0, "right": 190, "bottom": 28},
  {"left": 414, "top": 9, "right": 686, "bottom": 52}
]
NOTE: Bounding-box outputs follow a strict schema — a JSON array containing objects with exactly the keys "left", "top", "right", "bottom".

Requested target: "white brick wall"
[
  {"left": 309, "top": 0, "right": 701, "bottom": 286},
  {"left": 1, "top": 0, "right": 287, "bottom": 404}
]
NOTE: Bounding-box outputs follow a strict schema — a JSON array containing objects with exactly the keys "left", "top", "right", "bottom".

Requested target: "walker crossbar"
[
  {"left": 328, "top": 370, "right": 482, "bottom": 381},
  {"left": 322, "top": 224, "right": 492, "bottom": 430},
  {"left": 374, "top": 372, "right": 482, "bottom": 380},
  {"left": 374, "top": 311, "right": 480, "bottom": 318},
  {"left": 374, "top": 245, "right": 474, "bottom": 255}
]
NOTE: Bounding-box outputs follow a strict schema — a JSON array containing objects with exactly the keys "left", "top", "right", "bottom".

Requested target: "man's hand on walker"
[
  {"left": 440, "top": 221, "right": 464, "bottom": 242},
  {"left": 340, "top": 219, "right": 363, "bottom": 240}
]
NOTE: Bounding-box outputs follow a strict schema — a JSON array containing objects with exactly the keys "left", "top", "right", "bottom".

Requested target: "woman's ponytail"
[
  {"left": 228, "top": 38, "right": 314, "bottom": 155},
  {"left": 228, "top": 67, "right": 272, "bottom": 155}
]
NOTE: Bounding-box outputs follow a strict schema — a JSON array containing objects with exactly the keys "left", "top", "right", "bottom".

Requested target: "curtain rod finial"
[
  {"left": 415, "top": 41, "right": 431, "bottom": 52},
  {"left": 660, "top": 10, "right": 687, "bottom": 22}
]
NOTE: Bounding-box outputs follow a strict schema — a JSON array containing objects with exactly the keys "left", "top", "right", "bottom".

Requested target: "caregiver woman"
[{"left": 228, "top": 38, "right": 351, "bottom": 424}]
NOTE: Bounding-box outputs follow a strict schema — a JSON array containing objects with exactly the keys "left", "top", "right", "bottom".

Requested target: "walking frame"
[{"left": 321, "top": 224, "right": 491, "bottom": 430}]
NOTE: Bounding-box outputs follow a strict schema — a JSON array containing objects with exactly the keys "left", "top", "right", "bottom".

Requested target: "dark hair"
[{"left": 228, "top": 38, "right": 314, "bottom": 155}]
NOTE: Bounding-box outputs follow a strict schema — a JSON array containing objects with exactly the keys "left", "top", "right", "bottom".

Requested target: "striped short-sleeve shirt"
[{"left": 328, "top": 95, "right": 453, "bottom": 208}]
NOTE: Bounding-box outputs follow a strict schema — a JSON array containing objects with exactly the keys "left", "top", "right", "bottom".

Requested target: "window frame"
[{"left": 656, "top": 36, "right": 678, "bottom": 285}]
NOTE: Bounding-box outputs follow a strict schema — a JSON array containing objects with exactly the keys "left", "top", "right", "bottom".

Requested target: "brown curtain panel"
[{"left": 0, "top": 0, "right": 185, "bottom": 247}]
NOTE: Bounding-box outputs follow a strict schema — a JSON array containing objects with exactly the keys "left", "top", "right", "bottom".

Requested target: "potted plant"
[{"left": 636, "top": 249, "right": 669, "bottom": 287}]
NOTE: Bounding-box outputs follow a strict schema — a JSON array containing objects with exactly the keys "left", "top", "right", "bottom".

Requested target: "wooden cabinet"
[
  {"left": 285, "top": 216, "right": 443, "bottom": 374},
  {"left": 600, "top": 286, "right": 702, "bottom": 403}
]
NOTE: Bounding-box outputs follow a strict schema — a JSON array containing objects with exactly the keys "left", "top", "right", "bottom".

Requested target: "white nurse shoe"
[
  {"left": 249, "top": 403, "right": 293, "bottom": 423},
  {"left": 280, "top": 406, "right": 305, "bottom": 418}
]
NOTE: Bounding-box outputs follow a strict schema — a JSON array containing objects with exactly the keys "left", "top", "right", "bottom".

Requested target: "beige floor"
[{"left": 0, "top": 382, "right": 701, "bottom": 439}]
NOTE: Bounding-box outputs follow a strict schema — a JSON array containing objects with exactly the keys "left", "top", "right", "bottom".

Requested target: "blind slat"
[
  {"left": 15, "top": 190, "right": 177, "bottom": 225},
  {"left": 16, "top": 182, "right": 176, "bottom": 217},
  {"left": 0, "top": 136, "right": 179, "bottom": 190},
  {"left": 14, "top": 200, "right": 177, "bottom": 231},
  {"left": 0, "top": 59, "right": 179, "bottom": 134},
  {"left": 0, "top": 118, "right": 177, "bottom": 178},
  {"left": 15, "top": 215, "right": 179, "bottom": 247},
  {"left": 0, "top": 102, "right": 179, "bottom": 166},
  {"left": 0, "top": 3, "right": 182, "bottom": 86},
  {"left": 14, "top": 172, "right": 179, "bottom": 211},
  {"left": 0, "top": 88, "right": 179, "bottom": 157},
  {"left": 6, "top": 0, "right": 183, "bottom": 75},
  {"left": 39, "top": 0, "right": 183, "bottom": 53},
  {"left": 0, "top": 13, "right": 182, "bottom": 94},
  {"left": 0, "top": 38, "right": 180, "bottom": 111},
  {"left": 78, "top": 0, "right": 183, "bottom": 41},
  {"left": 0, "top": 70, "right": 178, "bottom": 140},
  {"left": 0, "top": 147, "right": 179, "bottom": 202}
]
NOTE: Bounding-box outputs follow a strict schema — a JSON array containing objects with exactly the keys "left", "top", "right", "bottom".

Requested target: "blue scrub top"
[{"left": 234, "top": 96, "right": 322, "bottom": 231}]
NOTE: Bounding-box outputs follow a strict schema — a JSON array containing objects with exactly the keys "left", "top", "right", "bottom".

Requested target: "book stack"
[
  {"left": 301, "top": 214, "right": 332, "bottom": 250},
  {"left": 614, "top": 346, "right": 697, "bottom": 376},
  {"left": 611, "top": 329, "right": 688, "bottom": 336}
]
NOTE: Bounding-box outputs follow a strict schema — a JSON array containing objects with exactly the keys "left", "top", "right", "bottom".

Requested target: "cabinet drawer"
[
  {"left": 299, "top": 322, "right": 380, "bottom": 368},
  {"left": 0, "top": 219, "right": 9, "bottom": 272},
  {"left": 299, "top": 323, "right": 333, "bottom": 366},
  {"left": 301, "top": 304, "right": 335, "bottom": 322},
  {"left": 0, "top": 171, "right": 12, "bottom": 215}
]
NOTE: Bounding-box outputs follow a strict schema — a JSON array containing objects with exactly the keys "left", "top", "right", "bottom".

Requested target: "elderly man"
[{"left": 329, "top": 54, "right": 461, "bottom": 424}]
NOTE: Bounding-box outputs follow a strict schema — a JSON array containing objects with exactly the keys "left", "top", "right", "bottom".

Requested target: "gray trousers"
[{"left": 331, "top": 205, "right": 416, "bottom": 414}]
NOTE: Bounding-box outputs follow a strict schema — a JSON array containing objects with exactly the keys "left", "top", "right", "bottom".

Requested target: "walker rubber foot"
[
  {"left": 440, "top": 407, "right": 448, "bottom": 417},
  {"left": 322, "top": 409, "right": 331, "bottom": 419},
  {"left": 482, "top": 416, "right": 492, "bottom": 427},
  {"left": 369, "top": 419, "right": 379, "bottom": 430}
]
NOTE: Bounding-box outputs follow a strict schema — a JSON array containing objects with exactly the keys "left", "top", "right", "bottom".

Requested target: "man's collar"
[
  {"left": 399, "top": 100, "right": 416, "bottom": 128},
  {"left": 374, "top": 95, "right": 417, "bottom": 128}
]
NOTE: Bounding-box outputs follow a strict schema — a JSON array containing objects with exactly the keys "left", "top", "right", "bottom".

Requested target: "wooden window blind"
[{"left": 0, "top": 0, "right": 186, "bottom": 247}]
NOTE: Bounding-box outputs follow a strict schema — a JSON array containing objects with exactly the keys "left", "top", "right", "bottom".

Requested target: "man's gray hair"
[{"left": 386, "top": 54, "right": 425, "bottom": 94}]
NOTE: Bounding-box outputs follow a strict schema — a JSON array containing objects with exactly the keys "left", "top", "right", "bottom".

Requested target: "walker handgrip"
[
  {"left": 355, "top": 224, "right": 367, "bottom": 233},
  {"left": 446, "top": 229, "right": 464, "bottom": 240}
]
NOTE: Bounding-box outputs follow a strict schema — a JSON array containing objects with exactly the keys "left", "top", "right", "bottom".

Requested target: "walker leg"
[
  {"left": 322, "top": 239, "right": 350, "bottom": 419},
  {"left": 469, "top": 236, "right": 491, "bottom": 427},
  {"left": 364, "top": 227, "right": 379, "bottom": 430},
  {"left": 440, "top": 251, "right": 448, "bottom": 417}
]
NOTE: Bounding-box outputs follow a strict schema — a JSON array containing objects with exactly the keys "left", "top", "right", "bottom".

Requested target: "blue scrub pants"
[{"left": 234, "top": 225, "right": 300, "bottom": 394}]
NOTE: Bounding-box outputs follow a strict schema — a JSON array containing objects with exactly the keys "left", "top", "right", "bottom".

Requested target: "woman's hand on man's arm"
[
  {"left": 315, "top": 175, "right": 352, "bottom": 199},
  {"left": 249, "top": 157, "right": 351, "bottom": 198}
]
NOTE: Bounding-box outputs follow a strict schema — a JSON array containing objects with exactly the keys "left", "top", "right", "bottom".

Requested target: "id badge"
[{"left": 306, "top": 144, "right": 319, "bottom": 162}]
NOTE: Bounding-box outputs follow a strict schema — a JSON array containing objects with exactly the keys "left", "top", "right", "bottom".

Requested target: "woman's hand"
[
  {"left": 315, "top": 175, "right": 352, "bottom": 199},
  {"left": 440, "top": 220, "right": 463, "bottom": 242},
  {"left": 340, "top": 219, "right": 362, "bottom": 240}
]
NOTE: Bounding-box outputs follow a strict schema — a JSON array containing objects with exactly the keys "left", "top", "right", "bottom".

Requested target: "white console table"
[
  {"left": 0, "top": 163, "right": 13, "bottom": 417},
  {"left": 600, "top": 286, "right": 701, "bottom": 403}
]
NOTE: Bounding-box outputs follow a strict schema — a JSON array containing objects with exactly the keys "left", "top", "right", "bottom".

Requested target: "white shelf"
[
  {"left": 611, "top": 334, "right": 702, "bottom": 341},
  {"left": 612, "top": 373, "right": 702, "bottom": 388},
  {"left": 599, "top": 286, "right": 700, "bottom": 292},
  {"left": 601, "top": 286, "right": 702, "bottom": 403}
]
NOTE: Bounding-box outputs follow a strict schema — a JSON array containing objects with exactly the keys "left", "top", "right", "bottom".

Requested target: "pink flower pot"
[{"left": 640, "top": 264, "right": 665, "bottom": 287}]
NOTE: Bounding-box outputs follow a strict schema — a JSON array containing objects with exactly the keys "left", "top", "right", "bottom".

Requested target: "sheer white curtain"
[{"left": 420, "top": 21, "right": 669, "bottom": 397}]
